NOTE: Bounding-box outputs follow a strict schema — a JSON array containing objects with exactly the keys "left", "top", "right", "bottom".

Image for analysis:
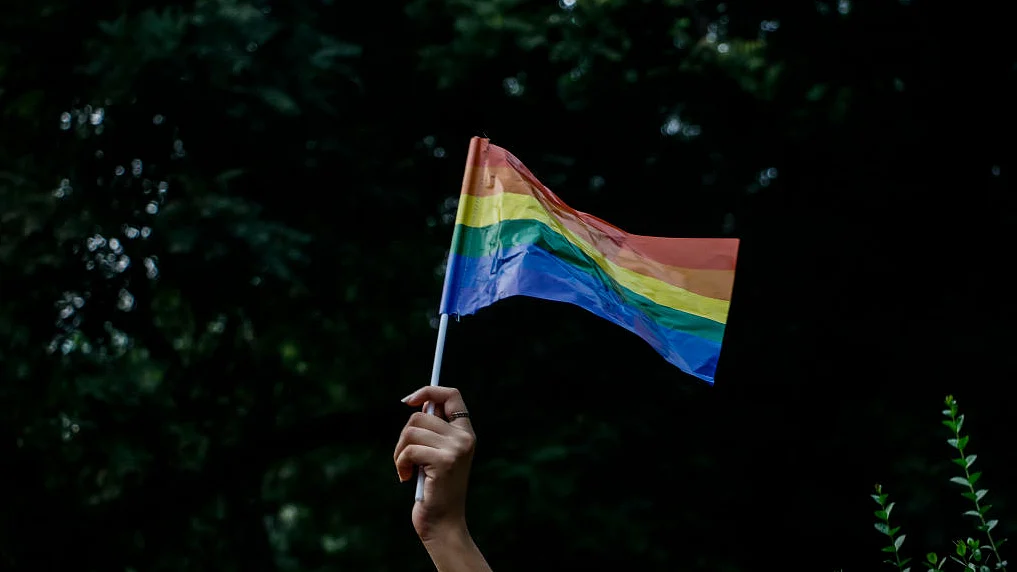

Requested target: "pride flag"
[{"left": 439, "top": 138, "right": 739, "bottom": 383}]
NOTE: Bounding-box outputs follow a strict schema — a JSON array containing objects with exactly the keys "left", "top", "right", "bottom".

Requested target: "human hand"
[{"left": 394, "top": 386, "right": 476, "bottom": 542}]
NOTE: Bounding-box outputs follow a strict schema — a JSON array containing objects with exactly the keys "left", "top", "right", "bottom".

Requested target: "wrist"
[
  {"left": 420, "top": 518, "right": 470, "bottom": 548},
  {"left": 422, "top": 521, "right": 492, "bottom": 572}
]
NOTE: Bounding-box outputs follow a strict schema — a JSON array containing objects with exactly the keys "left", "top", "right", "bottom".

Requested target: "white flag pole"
[
  {"left": 414, "top": 312, "right": 450, "bottom": 501},
  {"left": 414, "top": 137, "right": 485, "bottom": 503}
]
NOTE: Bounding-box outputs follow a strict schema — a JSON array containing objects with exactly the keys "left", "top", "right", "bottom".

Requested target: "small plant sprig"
[
  {"left": 945, "top": 537, "right": 992, "bottom": 572},
  {"left": 874, "top": 483, "right": 912, "bottom": 572},
  {"left": 943, "top": 395, "right": 1008, "bottom": 572}
]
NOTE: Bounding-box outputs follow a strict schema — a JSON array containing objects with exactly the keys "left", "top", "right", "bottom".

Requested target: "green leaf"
[
  {"left": 969, "top": 472, "right": 982, "bottom": 485},
  {"left": 965, "top": 454, "right": 977, "bottom": 468},
  {"left": 875, "top": 510, "right": 888, "bottom": 520},
  {"left": 957, "top": 542, "right": 968, "bottom": 556},
  {"left": 531, "top": 445, "right": 570, "bottom": 463},
  {"left": 951, "top": 476, "right": 971, "bottom": 487},
  {"left": 875, "top": 522, "right": 890, "bottom": 535},
  {"left": 975, "top": 489, "right": 987, "bottom": 501},
  {"left": 927, "top": 553, "right": 939, "bottom": 564},
  {"left": 943, "top": 420, "right": 956, "bottom": 431},
  {"left": 806, "top": 83, "right": 828, "bottom": 101},
  {"left": 891, "top": 526, "right": 901, "bottom": 536},
  {"left": 97, "top": 14, "right": 128, "bottom": 37},
  {"left": 985, "top": 520, "right": 997, "bottom": 531},
  {"left": 956, "top": 415, "right": 965, "bottom": 433},
  {"left": 958, "top": 435, "right": 970, "bottom": 449},
  {"left": 214, "top": 169, "right": 246, "bottom": 187},
  {"left": 883, "top": 546, "right": 897, "bottom": 553},
  {"left": 896, "top": 534, "right": 907, "bottom": 549},
  {"left": 887, "top": 502, "right": 895, "bottom": 516},
  {"left": 259, "top": 88, "right": 301, "bottom": 116},
  {"left": 310, "top": 40, "right": 363, "bottom": 69},
  {"left": 948, "top": 438, "right": 960, "bottom": 448},
  {"left": 964, "top": 510, "right": 982, "bottom": 518}
]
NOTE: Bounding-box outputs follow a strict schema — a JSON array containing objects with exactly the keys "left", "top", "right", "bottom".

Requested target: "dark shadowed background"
[{"left": 1, "top": 1, "right": 1014, "bottom": 570}]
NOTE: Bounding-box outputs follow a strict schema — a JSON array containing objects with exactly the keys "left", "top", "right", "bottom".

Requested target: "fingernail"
[{"left": 400, "top": 393, "right": 414, "bottom": 403}]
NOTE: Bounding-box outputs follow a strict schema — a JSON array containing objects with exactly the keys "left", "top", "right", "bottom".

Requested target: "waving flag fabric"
[{"left": 439, "top": 137, "right": 739, "bottom": 383}]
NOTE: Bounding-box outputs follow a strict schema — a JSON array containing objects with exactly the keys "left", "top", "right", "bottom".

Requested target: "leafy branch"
[
  {"left": 872, "top": 396, "right": 1010, "bottom": 572},
  {"left": 943, "top": 395, "right": 1008, "bottom": 572},
  {"left": 874, "top": 483, "right": 912, "bottom": 572}
]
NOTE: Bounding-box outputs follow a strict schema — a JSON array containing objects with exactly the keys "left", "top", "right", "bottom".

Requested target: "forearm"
[{"left": 422, "top": 525, "right": 493, "bottom": 572}]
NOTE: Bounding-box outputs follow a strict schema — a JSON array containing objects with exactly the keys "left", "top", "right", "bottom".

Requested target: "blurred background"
[{"left": 1, "top": 1, "right": 1014, "bottom": 570}]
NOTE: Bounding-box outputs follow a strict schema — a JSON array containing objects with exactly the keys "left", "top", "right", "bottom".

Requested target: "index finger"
[{"left": 401, "top": 386, "right": 473, "bottom": 432}]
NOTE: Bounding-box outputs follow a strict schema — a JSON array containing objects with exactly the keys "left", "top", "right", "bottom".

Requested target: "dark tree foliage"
[{"left": 1, "top": 1, "right": 1013, "bottom": 570}]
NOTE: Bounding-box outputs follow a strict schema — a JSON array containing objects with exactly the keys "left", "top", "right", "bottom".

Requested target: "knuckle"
[
  {"left": 409, "top": 411, "right": 427, "bottom": 424},
  {"left": 396, "top": 445, "right": 414, "bottom": 463},
  {"left": 402, "top": 426, "right": 421, "bottom": 441},
  {"left": 438, "top": 450, "right": 457, "bottom": 469},
  {"left": 457, "top": 432, "right": 477, "bottom": 454}
]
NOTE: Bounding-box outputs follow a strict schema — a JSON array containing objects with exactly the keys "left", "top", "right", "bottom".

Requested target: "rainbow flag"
[{"left": 439, "top": 138, "right": 739, "bottom": 383}]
